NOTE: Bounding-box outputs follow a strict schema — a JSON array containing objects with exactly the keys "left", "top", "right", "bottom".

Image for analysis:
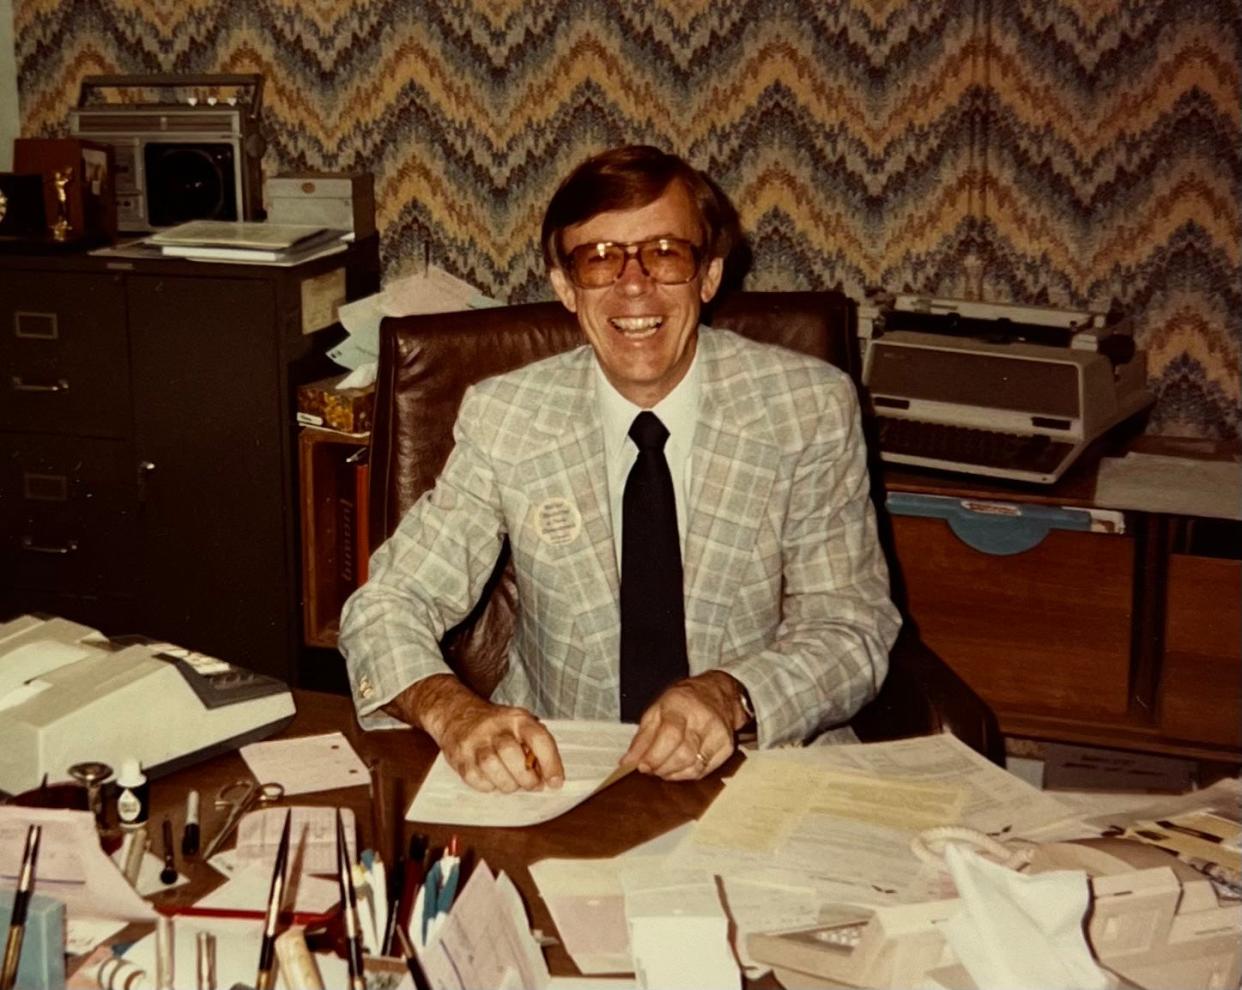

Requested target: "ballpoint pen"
[
  {"left": 420, "top": 835, "right": 461, "bottom": 947},
  {"left": 388, "top": 831, "right": 428, "bottom": 956},
  {"left": 0, "top": 823, "right": 41, "bottom": 990},
  {"left": 182, "top": 789, "right": 201, "bottom": 857},
  {"left": 160, "top": 817, "right": 178, "bottom": 885},
  {"left": 394, "top": 918, "right": 433, "bottom": 990},
  {"left": 254, "top": 809, "right": 291, "bottom": 990},
  {"left": 336, "top": 809, "right": 365, "bottom": 990}
]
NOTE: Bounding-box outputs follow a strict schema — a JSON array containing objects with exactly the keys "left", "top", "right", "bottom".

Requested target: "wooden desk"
[
  {"left": 882, "top": 442, "right": 1241, "bottom": 764},
  {"left": 143, "top": 689, "right": 732, "bottom": 980}
]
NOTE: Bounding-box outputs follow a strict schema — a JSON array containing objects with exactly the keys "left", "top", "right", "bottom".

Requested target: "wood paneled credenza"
[
  {"left": 882, "top": 446, "right": 1240, "bottom": 763},
  {"left": 0, "top": 241, "right": 379, "bottom": 683}
]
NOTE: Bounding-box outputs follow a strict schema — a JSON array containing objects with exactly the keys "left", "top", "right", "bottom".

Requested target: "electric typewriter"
[{"left": 859, "top": 294, "right": 1154, "bottom": 485}]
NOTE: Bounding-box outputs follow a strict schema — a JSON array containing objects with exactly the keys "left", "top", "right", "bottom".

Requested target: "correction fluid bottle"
[{"left": 116, "top": 758, "right": 150, "bottom": 830}]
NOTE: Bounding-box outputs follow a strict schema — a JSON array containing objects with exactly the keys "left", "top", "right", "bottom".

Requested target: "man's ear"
[
  {"left": 699, "top": 256, "right": 724, "bottom": 304},
  {"left": 549, "top": 267, "right": 579, "bottom": 314}
]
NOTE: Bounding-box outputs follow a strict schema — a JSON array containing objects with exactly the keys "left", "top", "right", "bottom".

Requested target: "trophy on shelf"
[{"left": 51, "top": 166, "right": 74, "bottom": 241}]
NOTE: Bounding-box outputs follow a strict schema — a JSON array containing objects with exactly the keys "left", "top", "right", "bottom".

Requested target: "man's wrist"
[{"left": 384, "top": 673, "right": 468, "bottom": 740}]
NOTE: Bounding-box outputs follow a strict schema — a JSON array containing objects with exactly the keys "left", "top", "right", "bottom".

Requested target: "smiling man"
[{"left": 340, "top": 146, "right": 899, "bottom": 793}]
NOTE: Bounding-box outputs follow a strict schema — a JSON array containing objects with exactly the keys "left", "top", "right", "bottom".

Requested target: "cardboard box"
[
  {"left": 13, "top": 137, "right": 117, "bottom": 243},
  {"left": 265, "top": 173, "right": 375, "bottom": 239},
  {"left": 297, "top": 374, "right": 374, "bottom": 434}
]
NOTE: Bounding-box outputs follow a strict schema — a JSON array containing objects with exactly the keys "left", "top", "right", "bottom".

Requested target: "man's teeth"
[{"left": 611, "top": 316, "right": 663, "bottom": 334}]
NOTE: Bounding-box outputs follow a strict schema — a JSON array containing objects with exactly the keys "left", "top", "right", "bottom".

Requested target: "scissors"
[{"left": 200, "top": 779, "right": 284, "bottom": 861}]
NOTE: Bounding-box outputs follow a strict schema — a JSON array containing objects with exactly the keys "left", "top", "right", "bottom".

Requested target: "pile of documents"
[{"left": 145, "top": 220, "right": 350, "bottom": 264}]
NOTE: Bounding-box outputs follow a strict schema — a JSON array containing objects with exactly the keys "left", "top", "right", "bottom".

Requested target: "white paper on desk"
[
  {"left": 64, "top": 918, "right": 127, "bottom": 956},
  {"left": 240, "top": 730, "right": 369, "bottom": 795},
  {"left": 772, "top": 734, "right": 1074, "bottom": 837},
  {"left": 420, "top": 860, "right": 549, "bottom": 990},
  {"left": 1095, "top": 451, "right": 1242, "bottom": 521},
  {"left": 198, "top": 859, "right": 340, "bottom": 914},
  {"left": 130, "top": 935, "right": 367, "bottom": 990},
  {"left": 0, "top": 807, "right": 154, "bottom": 922},
  {"left": 670, "top": 735, "right": 1072, "bottom": 903},
  {"left": 529, "top": 824, "right": 695, "bottom": 975},
  {"left": 123, "top": 915, "right": 260, "bottom": 990},
  {"left": 108, "top": 845, "right": 187, "bottom": 896},
  {"left": 407, "top": 720, "right": 636, "bottom": 826},
  {"left": 235, "top": 805, "right": 357, "bottom": 874},
  {"left": 671, "top": 758, "right": 935, "bottom": 901},
  {"left": 530, "top": 858, "right": 629, "bottom": 974},
  {"left": 621, "top": 861, "right": 739, "bottom": 990}
]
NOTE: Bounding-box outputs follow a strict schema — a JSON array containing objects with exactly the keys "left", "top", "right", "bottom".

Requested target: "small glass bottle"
[{"left": 115, "top": 758, "right": 150, "bottom": 830}]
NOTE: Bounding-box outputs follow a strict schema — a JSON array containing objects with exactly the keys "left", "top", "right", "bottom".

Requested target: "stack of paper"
[{"left": 147, "top": 220, "right": 348, "bottom": 264}]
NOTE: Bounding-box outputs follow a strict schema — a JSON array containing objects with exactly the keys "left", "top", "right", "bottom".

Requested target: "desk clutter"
[
  {"left": 0, "top": 615, "right": 295, "bottom": 797},
  {"left": 2, "top": 615, "right": 1240, "bottom": 988}
]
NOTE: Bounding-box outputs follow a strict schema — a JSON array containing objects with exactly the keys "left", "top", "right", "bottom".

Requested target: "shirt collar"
[{"left": 593, "top": 335, "right": 702, "bottom": 445}]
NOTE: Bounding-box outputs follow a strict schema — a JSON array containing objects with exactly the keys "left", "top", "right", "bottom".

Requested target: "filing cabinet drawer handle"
[
  {"left": 20, "top": 536, "right": 80, "bottom": 555},
  {"left": 10, "top": 375, "right": 70, "bottom": 393}
]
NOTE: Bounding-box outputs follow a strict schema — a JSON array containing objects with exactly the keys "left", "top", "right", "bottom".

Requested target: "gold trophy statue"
[{"left": 51, "top": 166, "right": 74, "bottom": 241}]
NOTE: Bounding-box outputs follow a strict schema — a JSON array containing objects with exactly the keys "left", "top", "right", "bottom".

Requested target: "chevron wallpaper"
[{"left": 13, "top": 0, "right": 1240, "bottom": 437}]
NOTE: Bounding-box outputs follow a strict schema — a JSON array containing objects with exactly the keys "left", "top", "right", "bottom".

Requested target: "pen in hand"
[
  {"left": 254, "top": 809, "right": 291, "bottom": 990},
  {"left": 1, "top": 824, "right": 41, "bottom": 990}
]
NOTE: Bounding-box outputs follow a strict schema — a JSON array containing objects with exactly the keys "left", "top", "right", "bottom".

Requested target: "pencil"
[
  {"left": 336, "top": 809, "right": 365, "bottom": 990},
  {"left": 254, "top": 809, "right": 291, "bottom": 990},
  {"left": 0, "top": 824, "right": 41, "bottom": 990}
]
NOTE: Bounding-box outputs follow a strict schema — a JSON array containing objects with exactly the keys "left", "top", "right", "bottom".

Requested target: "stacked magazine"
[{"left": 147, "top": 221, "right": 348, "bottom": 263}]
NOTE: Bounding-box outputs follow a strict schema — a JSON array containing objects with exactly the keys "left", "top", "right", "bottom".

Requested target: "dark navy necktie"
[{"left": 620, "top": 411, "right": 689, "bottom": 722}]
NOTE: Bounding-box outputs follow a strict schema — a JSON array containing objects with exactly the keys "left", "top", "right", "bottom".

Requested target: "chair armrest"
[{"left": 850, "top": 626, "right": 1006, "bottom": 765}]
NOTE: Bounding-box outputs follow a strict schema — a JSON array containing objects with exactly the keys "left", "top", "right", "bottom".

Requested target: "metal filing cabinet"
[{"left": 0, "top": 241, "right": 379, "bottom": 681}]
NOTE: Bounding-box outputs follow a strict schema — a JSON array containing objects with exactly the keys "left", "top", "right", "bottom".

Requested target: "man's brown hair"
[{"left": 541, "top": 145, "right": 737, "bottom": 270}]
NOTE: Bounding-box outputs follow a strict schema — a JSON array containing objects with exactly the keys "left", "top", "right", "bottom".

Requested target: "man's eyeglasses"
[{"left": 560, "top": 237, "right": 703, "bottom": 288}]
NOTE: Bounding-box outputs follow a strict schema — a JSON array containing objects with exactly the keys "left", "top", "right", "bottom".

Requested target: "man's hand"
[
  {"left": 619, "top": 670, "right": 750, "bottom": 781},
  {"left": 385, "top": 674, "right": 564, "bottom": 793}
]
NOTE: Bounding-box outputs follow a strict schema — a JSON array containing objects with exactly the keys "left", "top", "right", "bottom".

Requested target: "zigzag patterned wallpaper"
[{"left": 13, "top": 0, "right": 1240, "bottom": 437}]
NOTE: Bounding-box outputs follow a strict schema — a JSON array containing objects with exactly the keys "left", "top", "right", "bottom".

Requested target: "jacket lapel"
[
  {"left": 683, "top": 330, "right": 781, "bottom": 669},
  {"left": 513, "top": 351, "right": 621, "bottom": 662}
]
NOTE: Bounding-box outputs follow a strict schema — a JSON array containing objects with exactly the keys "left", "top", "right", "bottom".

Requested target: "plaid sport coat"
[{"left": 340, "top": 326, "right": 900, "bottom": 747}]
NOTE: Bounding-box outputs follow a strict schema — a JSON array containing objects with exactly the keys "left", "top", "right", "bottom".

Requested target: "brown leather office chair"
[{"left": 368, "top": 291, "right": 1004, "bottom": 763}]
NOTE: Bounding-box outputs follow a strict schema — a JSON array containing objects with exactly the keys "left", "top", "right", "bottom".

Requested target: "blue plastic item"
[
  {"left": 0, "top": 889, "right": 65, "bottom": 990},
  {"left": 886, "top": 492, "right": 1093, "bottom": 555}
]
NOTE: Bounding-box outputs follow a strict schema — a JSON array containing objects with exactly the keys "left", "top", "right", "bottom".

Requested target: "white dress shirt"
[{"left": 594, "top": 343, "right": 702, "bottom": 568}]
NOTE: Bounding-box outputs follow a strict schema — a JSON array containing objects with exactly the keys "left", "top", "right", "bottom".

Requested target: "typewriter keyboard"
[{"left": 876, "top": 417, "right": 1075, "bottom": 476}]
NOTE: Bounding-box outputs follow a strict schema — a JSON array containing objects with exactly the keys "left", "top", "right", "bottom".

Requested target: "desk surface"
[{"left": 145, "top": 688, "right": 735, "bottom": 980}]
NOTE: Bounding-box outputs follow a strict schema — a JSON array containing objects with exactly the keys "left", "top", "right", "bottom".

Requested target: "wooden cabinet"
[
  {"left": 0, "top": 242, "right": 379, "bottom": 681},
  {"left": 883, "top": 466, "right": 1241, "bottom": 762},
  {"left": 1160, "top": 553, "right": 1241, "bottom": 748}
]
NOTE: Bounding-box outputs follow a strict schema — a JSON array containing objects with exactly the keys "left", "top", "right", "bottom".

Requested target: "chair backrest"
[{"left": 369, "top": 290, "right": 858, "bottom": 694}]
